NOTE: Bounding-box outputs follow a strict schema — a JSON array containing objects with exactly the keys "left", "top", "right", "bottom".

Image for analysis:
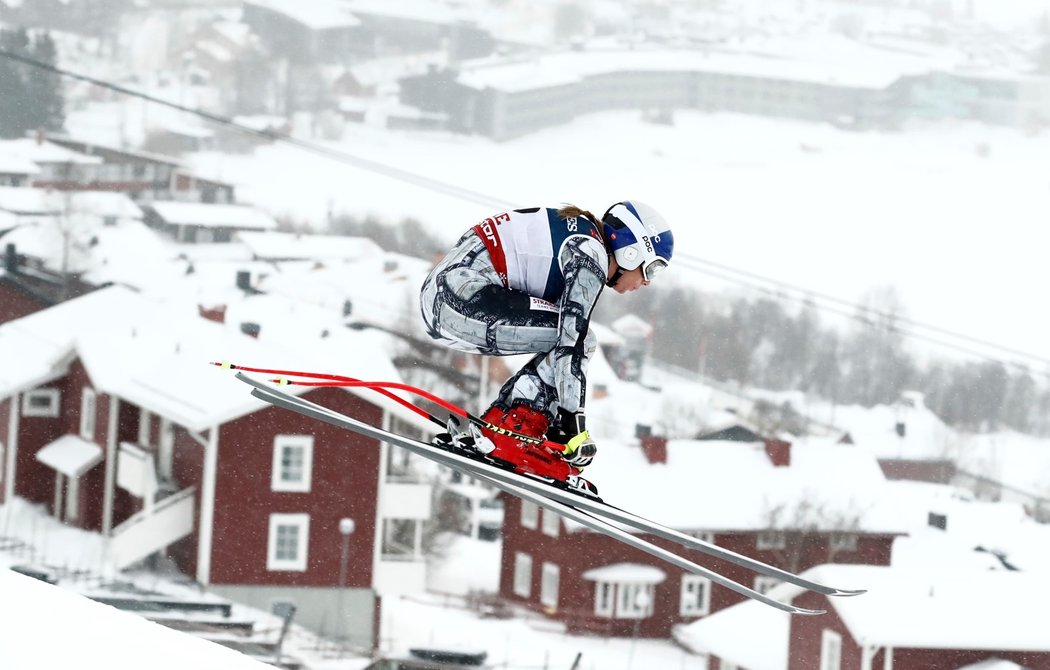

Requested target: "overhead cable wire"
[
  {"left": 0, "top": 47, "right": 515, "bottom": 211},
  {"left": 679, "top": 259, "right": 1050, "bottom": 377},
  {"left": 1, "top": 46, "right": 1044, "bottom": 375},
  {"left": 677, "top": 254, "right": 1050, "bottom": 368}
]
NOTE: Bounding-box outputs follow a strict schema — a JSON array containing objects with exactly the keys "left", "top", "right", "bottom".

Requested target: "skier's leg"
[{"left": 420, "top": 235, "right": 559, "bottom": 355}]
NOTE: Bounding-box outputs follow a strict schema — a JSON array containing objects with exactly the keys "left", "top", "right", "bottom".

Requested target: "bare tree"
[{"left": 761, "top": 498, "right": 864, "bottom": 575}]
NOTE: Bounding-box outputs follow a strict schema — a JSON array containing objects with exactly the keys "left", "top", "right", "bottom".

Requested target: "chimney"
[
  {"left": 4, "top": 244, "right": 17, "bottom": 274},
  {"left": 198, "top": 304, "right": 227, "bottom": 324},
  {"left": 640, "top": 436, "right": 667, "bottom": 464},
  {"left": 764, "top": 438, "right": 791, "bottom": 467}
]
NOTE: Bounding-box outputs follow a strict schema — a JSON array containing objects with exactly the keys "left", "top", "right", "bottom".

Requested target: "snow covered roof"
[
  {"left": 35, "top": 434, "right": 103, "bottom": 478},
  {"left": 811, "top": 564, "right": 1050, "bottom": 650},
  {"left": 236, "top": 231, "right": 382, "bottom": 261},
  {"left": 147, "top": 202, "right": 277, "bottom": 230},
  {"left": 455, "top": 35, "right": 953, "bottom": 93},
  {"left": 0, "top": 138, "right": 103, "bottom": 165},
  {"left": 673, "top": 584, "right": 790, "bottom": 670},
  {"left": 344, "top": 51, "right": 447, "bottom": 88},
  {"left": 246, "top": 0, "right": 361, "bottom": 30},
  {"left": 68, "top": 191, "right": 143, "bottom": 219},
  {"left": 0, "top": 285, "right": 425, "bottom": 433},
  {"left": 611, "top": 313, "right": 653, "bottom": 338},
  {"left": 678, "top": 563, "right": 1050, "bottom": 668},
  {"left": 0, "top": 153, "right": 40, "bottom": 175},
  {"left": 582, "top": 389, "right": 907, "bottom": 532},
  {"left": 0, "top": 187, "right": 62, "bottom": 215},
  {"left": 582, "top": 563, "right": 666, "bottom": 584},
  {"left": 345, "top": 0, "right": 458, "bottom": 25}
]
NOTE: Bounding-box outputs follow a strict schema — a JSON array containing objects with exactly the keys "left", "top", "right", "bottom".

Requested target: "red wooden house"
[
  {"left": 498, "top": 433, "right": 907, "bottom": 638},
  {"left": 0, "top": 285, "right": 434, "bottom": 647},
  {"left": 680, "top": 563, "right": 1050, "bottom": 670}
]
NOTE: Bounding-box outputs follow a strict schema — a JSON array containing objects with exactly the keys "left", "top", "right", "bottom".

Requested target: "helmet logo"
[{"left": 642, "top": 235, "right": 653, "bottom": 254}]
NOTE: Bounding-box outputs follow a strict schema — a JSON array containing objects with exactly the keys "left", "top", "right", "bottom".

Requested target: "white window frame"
[
  {"left": 271, "top": 434, "right": 313, "bottom": 493},
  {"left": 79, "top": 387, "right": 97, "bottom": 440},
  {"left": 381, "top": 518, "right": 422, "bottom": 560},
  {"left": 137, "top": 408, "right": 152, "bottom": 446},
  {"left": 689, "top": 530, "right": 714, "bottom": 545},
  {"left": 680, "top": 574, "right": 711, "bottom": 617},
  {"left": 22, "top": 388, "right": 60, "bottom": 418},
  {"left": 540, "top": 562, "right": 560, "bottom": 609},
  {"left": 541, "top": 507, "right": 560, "bottom": 537},
  {"left": 615, "top": 582, "right": 655, "bottom": 619},
  {"left": 820, "top": 628, "right": 842, "bottom": 670},
  {"left": 754, "top": 576, "right": 782, "bottom": 595},
  {"left": 757, "top": 530, "right": 786, "bottom": 550},
  {"left": 830, "top": 532, "right": 858, "bottom": 552},
  {"left": 513, "top": 552, "right": 532, "bottom": 598},
  {"left": 267, "top": 513, "right": 310, "bottom": 571},
  {"left": 594, "top": 581, "right": 614, "bottom": 617},
  {"left": 521, "top": 500, "right": 539, "bottom": 530}
]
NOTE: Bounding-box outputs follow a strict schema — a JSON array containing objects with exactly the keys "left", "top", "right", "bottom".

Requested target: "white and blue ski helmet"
[{"left": 602, "top": 200, "right": 674, "bottom": 281}]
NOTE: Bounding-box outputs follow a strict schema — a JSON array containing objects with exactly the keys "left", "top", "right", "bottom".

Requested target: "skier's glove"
[{"left": 550, "top": 408, "right": 597, "bottom": 468}]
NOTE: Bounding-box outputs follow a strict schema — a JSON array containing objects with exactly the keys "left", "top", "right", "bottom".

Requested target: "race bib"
[{"left": 529, "top": 297, "right": 558, "bottom": 313}]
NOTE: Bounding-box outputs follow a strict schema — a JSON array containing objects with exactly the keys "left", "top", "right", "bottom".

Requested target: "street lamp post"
[
  {"left": 337, "top": 517, "right": 356, "bottom": 646},
  {"left": 338, "top": 517, "right": 356, "bottom": 588}
]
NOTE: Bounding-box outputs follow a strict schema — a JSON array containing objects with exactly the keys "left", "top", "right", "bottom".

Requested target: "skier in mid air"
[{"left": 419, "top": 201, "right": 674, "bottom": 484}]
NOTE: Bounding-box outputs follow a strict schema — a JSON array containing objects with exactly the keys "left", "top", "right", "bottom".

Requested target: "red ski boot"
[{"left": 478, "top": 404, "right": 598, "bottom": 496}]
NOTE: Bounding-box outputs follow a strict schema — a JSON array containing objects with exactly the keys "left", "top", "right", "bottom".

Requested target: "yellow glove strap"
[{"left": 562, "top": 430, "right": 591, "bottom": 455}]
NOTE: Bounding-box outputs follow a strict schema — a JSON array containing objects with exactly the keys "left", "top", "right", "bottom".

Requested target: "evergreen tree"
[
  {"left": 0, "top": 28, "right": 32, "bottom": 139},
  {"left": 0, "top": 28, "right": 65, "bottom": 138},
  {"left": 27, "top": 32, "right": 64, "bottom": 133}
]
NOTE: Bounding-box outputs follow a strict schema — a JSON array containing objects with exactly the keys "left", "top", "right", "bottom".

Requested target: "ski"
[{"left": 235, "top": 373, "right": 863, "bottom": 613}]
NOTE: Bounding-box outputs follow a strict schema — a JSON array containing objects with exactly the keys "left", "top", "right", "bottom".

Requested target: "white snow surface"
[
  {"left": 177, "top": 109, "right": 1050, "bottom": 367},
  {"left": 0, "top": 569, "right": 274, "bottom": 670}
]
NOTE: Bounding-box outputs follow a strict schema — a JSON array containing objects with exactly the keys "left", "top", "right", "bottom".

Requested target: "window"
[
  {"left": 79, "top": 387, "right": 97, "bottom": 440},
  {"left": 680, "top": 575, "right": 711, "bottom": 616},
  {"left": 616, "top": 583, "right": 655, "bottom": 619},
  {"left": 521, "top": 500, "right": 539, "bottom": 530},
  {"left": 137, "top": 408, "right": 152, "bottom": 446},
  {"left": 820, "top": 629, "right": 842, "bottom": 670},
  {"left": 757, "top": 531, "right": 786, "bottom": 550},
  {"left": 541, "top": 507, "right": 560, "bottom": 537},
  {"left": 754, "top": 576, "right": 782, "bottom": 595},
  {"left": 267, "top": 513, "right": 309, "bottom": 571},
  {"left": 540, "top": 563, "right": 560, "bottom": 609},
  {"left": 22, "top": 389, "right": 60, "bottom": 417},
  {"left": 513, "top": 552, "right": 532, "bottom": 597},
  {"left": 594, "top": 581, "right": 614, "bottom": 617},
  {"left": 381, "top": 518, "right": 420, "bottom": 560},
  {"left": 830, "top": 533, "right": 858, "bottom": 552},
  {"left": 271, "top": 435, "right": 313, "bottom": 492},
  {"left": 689, "top": 530, "right": 714, "bottom": 545}
]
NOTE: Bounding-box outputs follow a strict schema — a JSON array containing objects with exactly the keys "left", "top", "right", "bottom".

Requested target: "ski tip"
[
  {"left": 829, "top": 588, "right": 867, "bottom": 597},
  {"left": 211, "top": 361, "right": 235, "bottom": 369},
  {"left": 793, "top": 606, "right": 827, "bottom": 616},
  {"left": 270, "top": 377, "right": 290, "bottom": 386}
]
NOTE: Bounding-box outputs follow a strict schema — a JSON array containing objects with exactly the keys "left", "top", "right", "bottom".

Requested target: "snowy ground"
[{"left": 0, "top": 499, "right": 701, "bottom": 670}]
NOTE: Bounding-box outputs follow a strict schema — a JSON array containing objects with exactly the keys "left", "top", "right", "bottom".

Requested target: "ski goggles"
[{"left": 641, "top": 258, "right": 668, "bottom": 282}]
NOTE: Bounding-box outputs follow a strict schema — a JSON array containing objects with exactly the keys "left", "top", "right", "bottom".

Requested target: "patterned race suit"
[{"left": 420, "top": 207, "right": 608, "bottom": 422}]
